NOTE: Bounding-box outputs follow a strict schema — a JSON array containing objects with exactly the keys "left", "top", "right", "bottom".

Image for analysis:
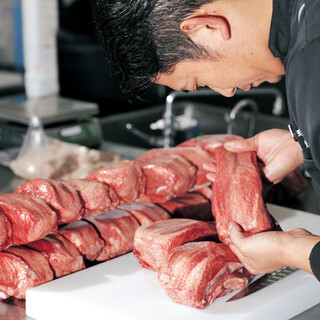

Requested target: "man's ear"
[{"left": 180, "top": 16, "right": 231, "bottom": 40}]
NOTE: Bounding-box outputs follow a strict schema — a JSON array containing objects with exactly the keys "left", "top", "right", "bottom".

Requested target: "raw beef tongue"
[
  {"left": 0, "top": 194, "right": 57, "bottom": 250},
  {"left": 0, "top": 247, "right": 54, "bottom": 299},
  {"left": 158, "top": 192, "right": 212, "bottom": 221},
  {"left": 158, "top": 241, "right": 249, "bottom": 309},
  {"left": 212, "top": 146, "right": 276, "bottom": 245},
  {"left": 58, "top": 220, "right": 105, "bottom": 261},
  {"left": 85, "top": 209, "right": 140, "bottom": 261},
  {"left": 14, "top": 179, "right": 84, "bottom": 224},
  {"left": 137, "top": 154, "right": 196, "bottom": 203},
  {"left": 87, "top": 160, "right": 146, "bottom": 205},
  {"left": 137, "top": 147, "right": 213, "bottom": 187},
  {"left": 118, "top": 203, "right": 170, "bottom": 225},
  {"left": 133, "top": 219, "right": 217, "bottom": 271},
  {"left": 59, "top": 179, "right": 112, "bottom": 217},
  {"left": 27, "top": 232, "right": 85, "bottom": 278}
]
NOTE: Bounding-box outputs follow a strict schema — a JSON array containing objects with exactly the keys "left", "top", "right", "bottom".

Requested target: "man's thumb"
[{"left": 224, "top": 137, "right": 258, "bottom": 153}]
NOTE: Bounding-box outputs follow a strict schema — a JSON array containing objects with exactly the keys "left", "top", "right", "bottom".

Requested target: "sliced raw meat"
[
  {"left": 137, "top": 147, "right": 212, "bottom": 187},
  {"left": 177, "top": 134, "right": 242, "bottom": 153},
  {"left": 14, "top": 179, "right": 83, "bottom": 224},
  {"left": 58, "top": 220, "right": 104, "bottom": 261},
  {"left": 0, "top": 194, "right": 57, "bottom": 250},
  {"left": 137, "top": 155, "right": 196, "bottom": 203},
  {"left": 133, "top": 219, "right": 217, "bottom": 271},
  {"left": 158, "top": 192, "right": 212, "bottom": 221},
  {"left": 86, "top": 209, "right": 140, "bottom": 261},
  {"left": 212, "top": 146, "right": 274, "bottom": 245},
  {"left": 60, "top": 179, "right": 111, "bottom": 217},
  {"left": 0, "top": 246, "right": 53, "bottom": 299},
  {"left": 119, "top": 203, "right": 170, "bottom": 225},
  {"left": 158, "top": 242, "right": 248, "bottom": 309},
  {"left": 87, "top": 160, "right": 145, "bottom": 205},
  {"left": 27, "top": 232, "right": 85, "bottom": 278}
]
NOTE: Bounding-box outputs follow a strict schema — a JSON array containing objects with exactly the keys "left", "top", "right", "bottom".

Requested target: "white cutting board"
[{"left": 26, "top": 204, "right": 320, "bottom": 320}]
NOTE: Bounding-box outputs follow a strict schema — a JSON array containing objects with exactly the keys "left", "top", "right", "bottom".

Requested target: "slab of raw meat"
[
  {"left": 137, "top": 147, "right": 212, "bottom": 187},
  {"left": 177, "top": 134, "right": 242, "bottom": 153},
  {"left": 58, "top": 220, "right": 105, "bottom": 261},
  {"left": 137, "top": 155, "right": 196, "bottom": 203},
  {"left": 0, "top": 194, "right": 57, "bottom": 250},
  {"left": 212, "top": 146, "right": 274, "bottom": 245},
  {"left": 119, "top": 203, "right": 170, "bottom": 225},
  {"left": 158, "top": 192, "right": 212, "bottom": 221},
  {"left": 27, "top": 232, "right": 85, "bottom": 278},
  {"left": 87, "top": 160, "right": 146, "bottom": 205},
  {"left": 0, "top": 246, "right": 53, "bottom": 299},
  {"left": 14, "top": 179, "right": 83, "bottom": 224},
  {"left": 85, "top": 209, "right": 140, "bottom": 261},
  {"left": 133, "top": 219, "right": 217, "bottom": 271},
  {"left": 60, "top": 179, "right": 111, "bottom": 217},
  {"left": 158, "top": 241, "right": 248, "bottom": 309}
]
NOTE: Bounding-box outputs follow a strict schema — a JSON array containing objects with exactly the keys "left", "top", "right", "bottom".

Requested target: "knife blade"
[{"left": 226, "top": 267, "right": 298, "bottom": 302}]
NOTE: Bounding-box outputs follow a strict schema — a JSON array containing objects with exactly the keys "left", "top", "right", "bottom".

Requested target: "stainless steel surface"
[
  {"left": 0, "top": 96, "right": 98, "bottom": 125},
  {"left": 227, "top": 267, "right": 298, "bottom": 302}
]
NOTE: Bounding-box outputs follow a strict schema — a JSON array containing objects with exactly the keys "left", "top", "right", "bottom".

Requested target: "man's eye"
[{"left": 182, "top": 90, "right": 189, "bottom": 93}]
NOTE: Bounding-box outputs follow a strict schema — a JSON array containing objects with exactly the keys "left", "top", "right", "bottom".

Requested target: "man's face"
[{"left": 156, "top": 56, "right": 284, "bottom": 97}]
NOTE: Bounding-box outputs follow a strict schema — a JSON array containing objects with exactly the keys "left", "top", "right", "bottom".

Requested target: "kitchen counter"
[{"left": 0, "top": 149, "right": 319, "bottom": 319}]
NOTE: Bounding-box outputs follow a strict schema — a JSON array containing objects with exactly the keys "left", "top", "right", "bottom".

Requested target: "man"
[{"left": 91, "top": 0, "right": 320, "bottom": 280}]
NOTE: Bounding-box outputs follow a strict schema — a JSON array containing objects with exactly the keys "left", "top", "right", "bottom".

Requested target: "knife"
[{"left": 226, "top": 266, "right": 298, "bottom": 302}]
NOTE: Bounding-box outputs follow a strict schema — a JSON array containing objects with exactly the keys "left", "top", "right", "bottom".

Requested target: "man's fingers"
[
  {"left": 203, "top": 162, "right": 216, "bottom": 172},
  {"left": 224, "top": 137, "right": 258, "bottom": 153},
  {"left": 206, "top": 173, "right": 216, "bottom": 182},
  {"left": 229, "top": 221, "right": 246, "bottom": 245}
]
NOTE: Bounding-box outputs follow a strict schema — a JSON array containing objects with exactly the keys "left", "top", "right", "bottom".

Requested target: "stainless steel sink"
[{"left": 100, "top": 101, "right": 290, "bottom": 149}]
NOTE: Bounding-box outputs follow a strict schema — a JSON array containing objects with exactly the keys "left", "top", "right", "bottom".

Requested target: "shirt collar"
[{"left": 269, "top": 0, "right": 296, "bottom": 62}]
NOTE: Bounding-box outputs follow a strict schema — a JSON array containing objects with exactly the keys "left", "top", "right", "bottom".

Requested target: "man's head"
[{"left": 91, "top": 0, "right": 285, "bottom": 97}]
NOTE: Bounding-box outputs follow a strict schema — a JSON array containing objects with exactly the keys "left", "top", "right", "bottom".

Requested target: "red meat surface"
[
  {"left": 0, "top": 247, "right": 53, "bottom": 299},
  {"left": 119, "top": 203, "right": 170, "bottom": 225},
  {"left": 158, "top": 242, "right": 248, "bottom": 309},
  {"left": 87, "top": 160, "right": 146, "bottom": 205},
  {"left": 177, "top": 134, "right": 242, "bottom": 153},
  {"left": 58, "top": 220, "right": 105, "bottom": 261},
  {"left": 86, "top": 209, "right": 140, "bottom": 261},
  {"left": 133, "top": 219, "right": 217, "bottom": 271},
  {"left": 27, "top": 232, "right": 85, "bottom": 278},
  {"left": 60, "top": 179, "right": 111, "bottom": 217},
  {"left": 0, "top": 194, "right": 57, "bottom": 250},
  {"left": 14, "top": 179, "right": 83, "bottom": 224},
  {"left": 212, "top": 146, "right": 273, "bottom": 245},
  {"left": 137, "top": 155, "right": 196, "bottom": 203},
  {"left": 137, "top": 147, "right": 212, "bottom": 187},
  {"left": 158, "top": 192, "right": 212, "bottom": 221}
]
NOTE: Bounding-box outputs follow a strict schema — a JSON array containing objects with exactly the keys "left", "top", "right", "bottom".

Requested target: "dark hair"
[{"left": 91, "top": 0, "right": 215, "bottom": 97}]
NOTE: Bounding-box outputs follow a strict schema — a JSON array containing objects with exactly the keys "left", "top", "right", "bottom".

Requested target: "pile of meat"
[{"left": 0, "top": 134, "right": 306, "bottom": 306}]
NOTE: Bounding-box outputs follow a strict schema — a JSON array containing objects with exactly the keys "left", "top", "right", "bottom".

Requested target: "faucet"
[
  {"left": 224, "top": 99, "right": 259, "bottom": 137},
  {"left": 125, "top": 87, "right": 285, "bottom": 148}
]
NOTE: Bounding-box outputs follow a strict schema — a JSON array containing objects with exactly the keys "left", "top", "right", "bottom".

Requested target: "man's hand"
[
  {"left": 223, "top": 129, "right": 304, "bottom": 184},
  {"left": 229, "top": 221, "right": 320, "bottom": 275}
]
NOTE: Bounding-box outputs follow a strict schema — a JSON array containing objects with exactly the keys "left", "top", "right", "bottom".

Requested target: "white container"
[{"left": 22, "top": 0, "right": 59, "bottom": 98}]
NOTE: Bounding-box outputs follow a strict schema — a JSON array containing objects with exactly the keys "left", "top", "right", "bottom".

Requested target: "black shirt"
[{"left": 269, "top": 0, "right": 320, "bottom": 281}]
